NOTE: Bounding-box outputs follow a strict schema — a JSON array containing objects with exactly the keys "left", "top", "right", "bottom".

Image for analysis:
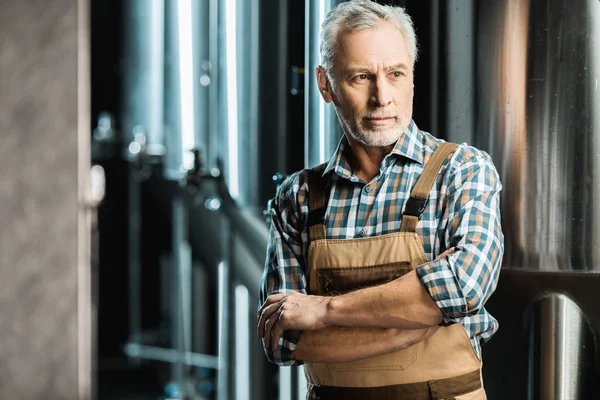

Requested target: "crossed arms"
[
  {"left": 257, "top": 150, "right": 503, "bottom": 366},
  {"left": 257, "top": 255, "right": 450, "bottom": 364}
]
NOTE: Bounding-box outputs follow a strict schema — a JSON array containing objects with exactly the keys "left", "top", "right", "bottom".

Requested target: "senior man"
[{"left": 258, "top": 1, "right": 503, "bottom": 398}]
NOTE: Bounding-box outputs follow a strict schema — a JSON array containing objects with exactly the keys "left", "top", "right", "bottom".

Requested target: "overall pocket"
[
  {"left": 316, "top": 261, "right": 418, "bottom": 372},
  {"left": 316, "top": 262, "right": 412, "bottom": 296}
]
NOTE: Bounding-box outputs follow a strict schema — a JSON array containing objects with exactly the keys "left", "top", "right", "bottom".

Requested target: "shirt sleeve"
[
  {"left": 415, "top": 147, "right": 504, "bottom": 325},
  {"left": 258, "top": 172, "right": 309, "bottom": 366}
]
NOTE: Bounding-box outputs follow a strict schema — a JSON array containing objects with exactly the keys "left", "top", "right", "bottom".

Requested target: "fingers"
[
  {"left": 258, "top": 293, "right": 286, "bottom": 314},
  {"left": 257, "top": 294, "right": 287, "bottom": 339},
  {"left": 257, "top": 301, "right": 283, "bottom": 339},
  {"left": 263, "top": 308, "right": 282, "bottom": 348},
  {"left": 270, "top": 312, "right": 287, "bottom": 354},
  {"left": 425, "top": 325, "right": 440, "bottom": 337},
  {"left": 437, "top": 246, "right": 456, "bottom": 259}
]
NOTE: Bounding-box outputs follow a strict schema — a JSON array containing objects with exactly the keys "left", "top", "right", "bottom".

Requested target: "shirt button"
[
  {"left": 364, "top": 185, "right": 371, "bottom": 193},
  {"left": 357, "top": 229, "right": 365, "bottom": 237}
]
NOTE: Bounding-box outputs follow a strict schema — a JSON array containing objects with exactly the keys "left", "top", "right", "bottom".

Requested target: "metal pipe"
[
  {"left": 216, "top": 260, "right": 230, "bottom": 400},
  {"left": 278, "top": 368, "right": 292, "bottom": 400},
  {"left": 225, "top": 206, "right": 269, "bottom": 267},
  {"left": 177, "top": 0, "right": 196, "bottom": 172},
  {"left": 527, "top": 293, "right": 594, "bottom": 400},
  {"left": 122, "top": 0, "right": 165, "bottom": 145},
  {"left": 171, "top": 194, "right": 192, "bottom": 390},
  {"left": 235, "top": 285, "right": 250, "bottom": 400},
  {"left": 247, "top": 0, "right": 260, "bottom": 206},
  {"left": 123, "top": 343, "right": 219, "bottom": 369},
  {"left": 224, "top": 0, "right": 240, "bottom": 200},
  {"left": 276, "top": 0, "right": 289, "bottom": 174},
  {"left": 163, "top": 0, "right": 182, "bottom": 178},
  {"left": 207, "top": 0, "right": 219, "bottom": 169},
  {"left": 297, "top": 369, "right": 308, "bottom": 400},
  {"left": 127, "top": 164, "right": 142, "bottom": 351},
  {"left": 123, "top": 0, "right": 165, "bottom": 363},
  {"left": 304, "top": 0, "right": 343, "bottom": 167},
  {"left": 445, "top": 0, "right": 474, "bottom": 144}
]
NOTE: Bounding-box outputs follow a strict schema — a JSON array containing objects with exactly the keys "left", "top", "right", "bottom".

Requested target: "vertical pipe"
[
  {"left": 180, "top": 197, "right": 194, "bottom": 387},
  {"left": 208, "top": 0, "right": 219, "bottom": 170},
  {"left": 445, "top": 0, "right": 474, "bottom": 144},
  {"left": 171, "top": 195, "right": 188, "bottom": 390},
  {"left": 147, "top": 0, "right": 164, "bottom": 146},
  {"left": 193, "top": 0, "right": 210, "bottom": 164},
  {"left": 124, "top": 0, "right": 165, "bottom": 361},
  {"left": 225, "top": 0, "right": 240, "bottom": 199},
  {"left": 278, "top": 368, "right": 292, "bottom": 400},
  {"left": 164, "top": 0, "right": 198, "bottom": 176},
  {"left": 178, "top": 0, "right": 196, "bottom": 171},
  {"left": 127, "top": 166, "right": 141, "bottom": 354},
  {"left": 248, "top": 0, "right": 260, "bottom": 206},
  {"left": 528, "top": 293, "right": 591, "bottom": 400},
  {"left": 304, "top": 0, "right": 342, "bottom": 168},
  {"left": 296, "top": 368, "right": 308, "bottom": 400},
  {"left": 163, "top": 0, "right": 182, "bottom": 177},
  {"left": 122, "top": 0, "right": 165, "bottom": 145},
  {"left": 276, "top": 1, "right": 289, "bottom": 174},
  {"left": 235, "top": 285, "right": 250, "bottom": 400},
  {"left": 167, "top": 3, "right": 199, "bottom": 391},
  {"left": 217, "top": 260, "right": 230, "bottom": 400}
]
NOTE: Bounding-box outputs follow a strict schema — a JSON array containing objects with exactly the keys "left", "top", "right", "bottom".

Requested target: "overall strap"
[
  {"left": 307, "top": 163, "right": 328, "bottom": 241},
  {"left": 400, "top": 142, "right": 459, "bottom": 233}
]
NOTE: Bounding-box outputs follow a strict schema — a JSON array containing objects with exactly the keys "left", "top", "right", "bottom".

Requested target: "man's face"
[{"left": 319, "top": 22, "right": 414, "bottom": 148}]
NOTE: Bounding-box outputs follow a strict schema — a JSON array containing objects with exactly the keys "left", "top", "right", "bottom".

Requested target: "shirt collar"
[
  {"left": 389, "top": 120, "right": 424, "bottom": 165},
  {"left": 323, "top": 137, "right": 354, "bottom": 179},
  {"left": 322, "top": 120, "right": 424, "bottom": 179}
]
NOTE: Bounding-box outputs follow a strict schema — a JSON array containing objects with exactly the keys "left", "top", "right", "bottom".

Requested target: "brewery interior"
[{"left": 0, "top": 0, "right": 599, "bottom": 399}]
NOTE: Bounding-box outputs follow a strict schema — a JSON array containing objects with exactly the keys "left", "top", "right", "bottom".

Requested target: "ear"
[{"left": 315, "top": 66, "right": 334, "bottom": 103}]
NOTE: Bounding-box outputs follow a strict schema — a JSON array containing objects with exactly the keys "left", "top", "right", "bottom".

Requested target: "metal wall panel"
[
  {"left": 0, "top": 0, "right": 92, "bottom": 398},
  {"left": 453, "top": 1, "right": 600, "bottom": 398},
  {"left": 475, "top": 0, "right": 600, "bottom": 271}
]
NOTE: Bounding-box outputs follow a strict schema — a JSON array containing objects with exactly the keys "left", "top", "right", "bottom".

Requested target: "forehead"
[{"left": 335, "top": 21, "right": 411, "bottom": 70}]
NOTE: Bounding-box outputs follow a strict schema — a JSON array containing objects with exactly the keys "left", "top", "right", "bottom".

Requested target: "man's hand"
[{"left": 257, "top": 292, "right": 330, "bottom": 352}]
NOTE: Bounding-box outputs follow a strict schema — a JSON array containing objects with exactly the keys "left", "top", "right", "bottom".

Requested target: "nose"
[{"left": 370, "top": 78, "right": 393, "bottom": 107}]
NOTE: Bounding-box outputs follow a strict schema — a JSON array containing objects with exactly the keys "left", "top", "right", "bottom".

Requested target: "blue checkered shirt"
[{"left": 259, "top": 120, "right": 504, "bottom": 366}]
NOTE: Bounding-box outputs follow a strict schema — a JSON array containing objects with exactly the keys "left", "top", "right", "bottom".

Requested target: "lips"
[{"left": 365, "top": 116, "right": 395, "bottom": 126}]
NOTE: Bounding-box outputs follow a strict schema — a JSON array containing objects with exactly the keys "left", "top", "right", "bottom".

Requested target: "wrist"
[{"left": 323, "top": 295, "right": 341, "bottom": 327}]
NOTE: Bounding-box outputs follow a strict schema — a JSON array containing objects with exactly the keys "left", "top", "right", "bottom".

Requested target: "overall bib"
[{"left": 304, "top": 143, "right": 486, "bottom": 400}]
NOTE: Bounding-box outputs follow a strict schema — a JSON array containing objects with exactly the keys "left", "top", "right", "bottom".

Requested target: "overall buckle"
[{"left": 403, "top": 197, "right": 427, "bottom": 219}]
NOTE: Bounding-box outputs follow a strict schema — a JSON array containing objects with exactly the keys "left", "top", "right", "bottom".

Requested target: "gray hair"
[{"left": 320, "top": 0, "right": 419, "bottom": 81}]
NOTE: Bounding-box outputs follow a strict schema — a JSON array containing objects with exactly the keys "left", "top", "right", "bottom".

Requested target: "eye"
[
  {"left": 355, "top": 73, "right": 370, "bottom": 81},
  {"left": 391, "top": 71, "right": 405, "bottom": 78}
]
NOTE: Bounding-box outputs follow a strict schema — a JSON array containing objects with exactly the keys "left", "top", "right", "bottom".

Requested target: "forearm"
[
  {"left": 293, "top": 325, "right": 434, "bottom": 363},
  {"left": 325, "top": 270, "right": 443, "bottom": 330}
]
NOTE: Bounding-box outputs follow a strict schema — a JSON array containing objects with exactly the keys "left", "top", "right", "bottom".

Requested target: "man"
[{"left": 257, "top": 1, "right": 503, "bottom": 398}]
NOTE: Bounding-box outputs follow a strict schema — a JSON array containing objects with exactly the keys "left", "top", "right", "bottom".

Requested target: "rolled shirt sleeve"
[
  {"left": 258, "top": 172, "right": 309, "bottom": 366},
  {"left": 416, "top": 148, "right": 504, "bottom": 326}
]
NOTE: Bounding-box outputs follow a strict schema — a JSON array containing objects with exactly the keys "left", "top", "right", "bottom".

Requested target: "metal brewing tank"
[{"left": 443, "top": 1, "right": 600, "bottom": 399}]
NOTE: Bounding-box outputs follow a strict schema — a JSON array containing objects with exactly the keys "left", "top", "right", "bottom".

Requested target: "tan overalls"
[{"left": 304, "top": 143, "right": 486, "bottom": 400}]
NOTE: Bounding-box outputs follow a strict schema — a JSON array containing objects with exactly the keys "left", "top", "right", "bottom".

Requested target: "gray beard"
[{"left": 348, "top": 115, "right": 411, "bottom": 147}]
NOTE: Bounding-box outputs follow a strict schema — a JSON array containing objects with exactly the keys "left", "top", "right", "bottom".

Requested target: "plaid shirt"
[{"left": 259, "top": 120, "right": 504, "bottom": 366}]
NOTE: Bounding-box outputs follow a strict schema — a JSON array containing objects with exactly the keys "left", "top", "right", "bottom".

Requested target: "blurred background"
[{"left": 0, "top": 0, "right": 599, "bottom": 399}]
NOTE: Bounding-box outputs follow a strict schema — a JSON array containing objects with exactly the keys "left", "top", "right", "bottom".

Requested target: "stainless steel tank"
[{"left": 442, "top": 0, "right": 600, "bottom": 398}]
